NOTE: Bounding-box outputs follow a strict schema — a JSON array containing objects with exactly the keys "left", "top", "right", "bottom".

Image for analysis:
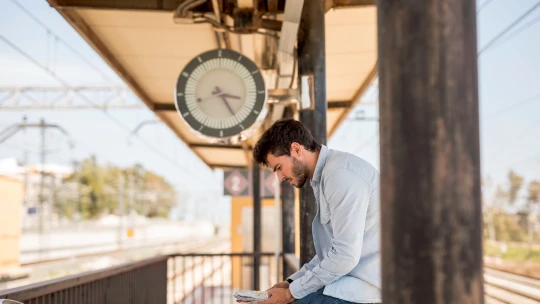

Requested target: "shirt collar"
[{"left": 311, "top": 145, "right": 328, "bottom": 183}]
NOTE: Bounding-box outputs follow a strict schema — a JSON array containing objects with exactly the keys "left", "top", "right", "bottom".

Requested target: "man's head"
[{"left": 253, "top": 119, "right": 321, "bottom": 188}]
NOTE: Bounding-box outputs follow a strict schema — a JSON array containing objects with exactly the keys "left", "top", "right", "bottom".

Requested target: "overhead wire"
[
  {"left": 478, "top": 1, "right": 540, "bottom": 55},
  {"left": 483, "top": 93, "right": 540, "bottom": 120},
  {"left": 8, "top": 0, "right": 113, "bottom": 83},
  {"left": 0, "top": 34, "right": 217, "bottom": 186},
  {"left": 493, "top": 14, "right": 540, "bottom": 47},
  {"left": 477, "top": 0, "right": 497, "bottom": 15}
]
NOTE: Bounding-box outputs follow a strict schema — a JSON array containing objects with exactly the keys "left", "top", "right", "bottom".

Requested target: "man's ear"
[{"left": 290, "top": 142, "right": 302, "bottom": 157}]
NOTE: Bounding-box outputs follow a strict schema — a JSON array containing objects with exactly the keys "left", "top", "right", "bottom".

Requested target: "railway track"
[{"left": 484, "top": 267, "right": 540, "bottom": 304}]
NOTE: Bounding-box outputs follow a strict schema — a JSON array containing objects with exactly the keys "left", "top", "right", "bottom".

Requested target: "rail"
[
  {"left": 0, "top": 252, "right": 283, "bottom": 304},
  {"left": 0, "top": 256, "right": 167, "bottom": 303}
]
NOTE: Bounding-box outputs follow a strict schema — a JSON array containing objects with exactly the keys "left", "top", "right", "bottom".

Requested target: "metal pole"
[
  {"left": 281, "top": 106, "right": 296, "bottom": 280},
  {"left": 281, "top": 181, "right": 295, "bottom": 280},
  {"left": 273, "top": 174, "right": 281, "bottom": 284},
  {"left": 38, "top": 118, "right": 46, "bottom": 256},
  {"left": 252, "top": 165, "right": 261, "bottom": 290},
  {"left": 22, "top": 116, "right": 29, "bottom": 229},
  {"left": 297, "top": 0, "right": 326, "bottom": 266},
  {"left": 117, "top": 174, "right": 125, "bottom": 249},
  {"left": 377, "top": 0, "right": 484, "bottom": 303}
]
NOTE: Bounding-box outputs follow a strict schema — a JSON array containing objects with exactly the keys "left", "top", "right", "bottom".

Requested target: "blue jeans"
[{"left": 294, "top": 288, "right": 376, "bottom": 304}]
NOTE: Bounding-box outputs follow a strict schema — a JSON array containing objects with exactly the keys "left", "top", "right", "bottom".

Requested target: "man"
[{"left": 252, "top": 119, "right": 381, "bottom": 304}]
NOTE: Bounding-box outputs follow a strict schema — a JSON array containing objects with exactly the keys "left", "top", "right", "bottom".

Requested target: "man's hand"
[
  {"left": 269, "top": 281, "right": 289, "bottom": 289},
  {"left": 258, "top": 287, "right": 296, "bottom": 304}
]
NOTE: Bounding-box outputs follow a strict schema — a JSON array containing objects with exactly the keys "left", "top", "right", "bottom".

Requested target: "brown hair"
[{"left": 253, "top": 119, "right": 320, "bottom": 167}]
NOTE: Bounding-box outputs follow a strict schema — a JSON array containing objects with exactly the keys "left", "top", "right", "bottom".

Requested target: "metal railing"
[
  {"left": 0, "top": 253, "right": 283, "bottom": 304},
  {"left": 168, "top": 253, "right": 282, "bottom": 304},
  {"left": 0, "top": 256, "right": 168, "bottom": 304}
]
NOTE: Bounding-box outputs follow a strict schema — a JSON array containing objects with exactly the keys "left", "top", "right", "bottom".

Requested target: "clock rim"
[{"left": 174, "top": 48, "right": 267, "bottom": 140}]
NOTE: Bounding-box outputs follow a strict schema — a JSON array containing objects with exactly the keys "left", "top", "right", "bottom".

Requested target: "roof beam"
[
  {"left": 154, "top": 100, "right": 352, "bottom": 113},
  {"left": 48, "top": 4, "right": 210, "bottom": 167},
  {"left": 191, "top": 143, "right": 246, "bottom": 150},
  {"left": 326, "top": 0, "right": 376, "bottom": 11},
  {"left": 328, "top": 63, "right": 378, "bottom": 137},
  {"left": 47, "top": 0, "right": 204, "bottom": 11},
  {"left": 210, "top": 164, "right": 247, "bottom": 170},
  {"left": 49, "top": 0, "right": 375, "bottom": 13},
  {"left": 328, "top": 101, "right": 351, "bottom": 109}
]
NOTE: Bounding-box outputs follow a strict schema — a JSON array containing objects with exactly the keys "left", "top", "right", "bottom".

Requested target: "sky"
[{"left": 1, "top": 0, "right": 540, "bottom": 212}]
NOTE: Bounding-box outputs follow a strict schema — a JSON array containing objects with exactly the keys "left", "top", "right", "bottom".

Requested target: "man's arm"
[
  {"left": 287, "top": 255, "right": 320, "bottom": 281},
  {"left": 289, "top": 169, "right": 371, "bottom": 299}
]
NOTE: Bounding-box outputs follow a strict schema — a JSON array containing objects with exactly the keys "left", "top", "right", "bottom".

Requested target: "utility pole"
[
  {"left": 128, "top": 173, "right": 135, "bottom": 243},
  {"left": 72, "top": 160, "right": 82, "bottom": 223},
  {"left": 21, "top": 116, "right": 30, "bottom": 229},
  {"left": 117, "top": 174, "right": 125, "bottom": 249},
  {"left": 39, "top": 118, "right": 46, "bottom": 256},
  {"left": 0, "top": 118, "right": 74, "bottom": 252}
]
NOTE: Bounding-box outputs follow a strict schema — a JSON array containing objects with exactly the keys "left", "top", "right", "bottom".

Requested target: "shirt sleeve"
[
  {"left": 289, "top": 168, "right": 371, "bottom": 299},
  {"left": 287, "top": 255, "right": 321, "bottom": 281}
]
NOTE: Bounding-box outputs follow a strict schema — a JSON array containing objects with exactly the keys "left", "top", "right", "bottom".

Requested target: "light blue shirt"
[{"left": 288, "top": 145, "right": 381, "bottom": 303}]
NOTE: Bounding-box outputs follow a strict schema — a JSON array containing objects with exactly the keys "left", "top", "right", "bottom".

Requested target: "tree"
[
  {"left": 525, "top": 180, "right": 540, "bottom": 244},
  {"left": 508, "top": 170, "right": 524, "bottom": 205},
  {"left": 527, "top": 180, "right": 540, "bottom": 204},
  {"left": 60, "top": 157, "right": 177, "bottom": 219}
]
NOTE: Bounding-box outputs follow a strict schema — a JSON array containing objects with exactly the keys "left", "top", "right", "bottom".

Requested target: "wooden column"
[
  {"left": 252, "top": 164, "right": 261, "bottom": 290},
  {"left": 297, "top": 0, "right": 327, "bottom": 267},
  {"left": 377, "top": 0, "right": 484, "bottom": 303}
]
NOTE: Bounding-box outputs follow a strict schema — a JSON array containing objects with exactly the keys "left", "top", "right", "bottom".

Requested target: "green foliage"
[
  {"left": 528, "top": 180, "right": 540, "bottom": 204},
  {"left": 59, "top": 155, "right": 177, "bottom": 219},
  {"left": 491, "top": 213, "right": 527, "bottom": 242},
  {"left": 484, "top": 242, "right": 540, "bottom": 262},
  {"left": 507, "top": 170, "right": 524, "bottom": 205}
]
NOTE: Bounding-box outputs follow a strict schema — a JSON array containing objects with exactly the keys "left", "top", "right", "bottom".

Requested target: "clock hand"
[
  {"left": 222, "top": 93, "right": 241, "bottom": 99},
  {"left": 197, "top": 87, "right": 224, "bottom": 103},
  {"left": 220, "top": 95, "right": 235, "bottom": 115}
]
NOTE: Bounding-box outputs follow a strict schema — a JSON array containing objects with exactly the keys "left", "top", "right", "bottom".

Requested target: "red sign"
[{"left": 224, "top": 169, "right": 250, "bottom": 196}]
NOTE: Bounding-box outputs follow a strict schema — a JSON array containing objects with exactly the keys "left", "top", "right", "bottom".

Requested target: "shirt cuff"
[
  {"left": 289, "top": 279, "right": 309, "bottom": 299},
  {"left": 288, "top": 271, "right": 305, "bottom": 281}
]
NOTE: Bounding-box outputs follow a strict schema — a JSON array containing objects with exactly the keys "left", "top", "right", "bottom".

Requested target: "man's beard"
[{"left": 291, "top": 157, "right": 309, "bottom": 188}]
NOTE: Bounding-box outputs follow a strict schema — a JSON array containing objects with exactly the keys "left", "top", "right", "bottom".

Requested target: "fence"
[
  {"left": 0, "top": 253, "right": 283, "bottom": 304},
  {"left": 0, "top": 256, "right": 167, "bottom": 304}
]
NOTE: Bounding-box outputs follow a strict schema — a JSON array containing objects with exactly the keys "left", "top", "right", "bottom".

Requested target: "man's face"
[{"left": 266, "top": 152, "right": 309, "bottom": 188}]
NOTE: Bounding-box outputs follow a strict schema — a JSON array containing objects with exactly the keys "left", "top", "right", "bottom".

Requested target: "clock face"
[{"left": 175, "top": 49, "right": 267, "bottom": 140}]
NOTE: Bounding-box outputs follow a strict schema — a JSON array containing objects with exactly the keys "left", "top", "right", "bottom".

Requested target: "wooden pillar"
[
  {"left": 281, "top": 181, "right": 296, "bottom": 279},
  {"left": 252, "top": 165, "right": 261, "bottom": 290},
  {"left": 377, "top": 0, "right": 484, "bottom": 303},
  {"left": 297, "top": 0, "right": 327, "bottom": 267}
]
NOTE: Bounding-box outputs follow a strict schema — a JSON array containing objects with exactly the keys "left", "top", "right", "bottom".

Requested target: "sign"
[
  {"left": 261, "top": 169, "right": 279, "bottom": 198},
  {"left": 224, "top": 168, "right": 280, "bottom": 197},
  {"left": 224, "top": 169, "right": 250, "bottom": 196}
]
